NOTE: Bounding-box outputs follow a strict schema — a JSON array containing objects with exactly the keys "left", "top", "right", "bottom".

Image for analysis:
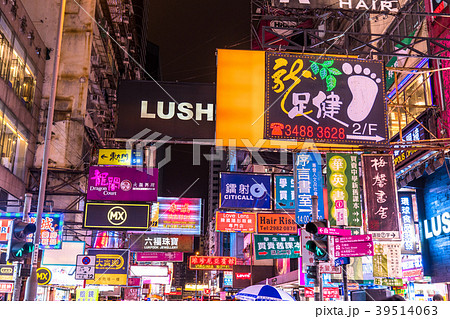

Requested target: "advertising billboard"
[
  {"left": 257, "top": 212, "right": 297, "bottom": 234},
  {"left": 274, "top": 175, "right": 295, "bottom": 210},
  {"left": 87, "top": 166, "right": 158, "bottom": 202},
  {"left": 128, "top": 234, "right": 193, "bottom": 252},
  {"left": 116, "top": 81, "right": 215, "bottom": 140},
  {"left": 271, "top": 0, "right": 399, "bottom": 12},
  {"left": 215, "top": 211, "right": 257, "bottom": 233},
  {"left": 98, "top": 149, "right": 143, "bottom": 166},
  {"left": 189, "top": 256, "right": 236, "bottom": 270},
  {"left": 147, "top": 197, "right": 202, "bottom": 235},
  {"left": 361, "top": 154, "right": 400, "bottom": 240},
  {"left": 83, "top": 203, "right": 150, "bottom": 230},
  {"left": 85, "top": 249, "right": 129, "bottom": 286},
  {"left": 219, "top": 173, "right": 272, "bottom": 210},
  {"left": 254, "top": 234, "right": 301, "bottom": 260},
  {"left": 398, "top": 192, "right": 417, "bottom": 254}
]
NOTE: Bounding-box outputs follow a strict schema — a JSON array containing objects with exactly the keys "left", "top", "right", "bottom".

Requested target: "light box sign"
[
  {"left": 0, "top": 213, "right": 64, "bottom": 249},
  {"left": 219, "top": 173, "right": 272, "bottom": 210},
  {"left": 274, "top": 175, "right": 295, "bottom": 210},
  {"left": 271, "top": 0, "right": 399, "bottom": 13},
  {"left": 128, "top": 234, "right": 193, "bottom": 252},
  {"left": 362, "top": 154, "right": 400, "bottom": 240},
  {"left": 0, "top": 219, "right": 10, "bottom": 242},
  {"left": 372, "top": 242, "right": 402, "bottom": 278},
  {"left": 136, "top": 252, "right": 183, "bottom": 262},
  {"left": 98, "top": 149, "right": 142, "bottom": 166},
  {"left": 149, "top": 197, "right": 202, "bottom": 235},
  {"left": 86, "top": 249, "right": 129, "bottom": 286},
  {"left": 326, "top": 153, "right": 362, "bottom": 227},
  {"left": 215, "top": 211, "right": 257, "bottom": 233},
  {"left": 189, "top": 256, "right": 236, "bottom": 270},
  {"left": 264, "top": 52, "right": 387, "bottom": 145},
  {"left": 257, "top": 212, "right": 297, "bottom": 234},
  {"left": 116, "top": 81, "right": 216, "bottom": 140},
  {"left": 254, "top": 234, "right": 301, "bottom": 260},
  {"left": 83, "top": 202, "right": 150, "bottom": 230},
  {"left": 398, "top": 192, "right": 417, "bottom": 254},
  {"left": 294, "top": 152, "right": 325, "bottom": 224},
  {"left": 87, "top": 166, "right": 158, "bottom": 202}
]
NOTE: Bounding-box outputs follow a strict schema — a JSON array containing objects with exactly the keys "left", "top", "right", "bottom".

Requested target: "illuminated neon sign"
[{"left": 189, "top": 256, "right": 236, "bottom": 270}]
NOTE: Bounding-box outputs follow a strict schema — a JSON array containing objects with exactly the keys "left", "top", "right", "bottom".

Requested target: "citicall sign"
[{"left": 235, "top": 273, "right": 251, "bottom": 279}]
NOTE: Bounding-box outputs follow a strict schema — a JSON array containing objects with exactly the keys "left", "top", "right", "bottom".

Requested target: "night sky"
[{"left": 148, "top": 0, "right": 250, "bottom": 83}]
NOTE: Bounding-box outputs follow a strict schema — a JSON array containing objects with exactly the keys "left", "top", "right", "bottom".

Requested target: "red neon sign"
[
  {"left": 235, "top": 273, "right": 251, "bottom": 279},
  {"left": 189, "top": 256, "right": 236, "bottom": 270}
]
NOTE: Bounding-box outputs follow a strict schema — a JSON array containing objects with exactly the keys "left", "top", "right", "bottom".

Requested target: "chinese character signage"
[
  {"left": 362, "top": 154, "right": 400, "bottom": 240},
  {"left": 76, "top": 288, "right": 99, "bottom": 301},
  {"left": 0, "top": 213, "right": 64, "bottom": 249},
  {"left": 98, "top": 149, "right": 142, "bottom": 166},
  {"left": 220, "top": 173, "right": 272, "bottom": 210},
  {"left": 215, "top": 211, "right": 257, "bottom": 233},
  {"left": 326, "top": 153, "right": 362, "bottom": 226},
  {"left": 85, "top": 249, "right": 129, "bottom": 286},
  {"left": 265, "top": 52, "right": 387, "bottom": 145},
  {"left": 274, "top": 175, "right": 295, "bottom": 210},
  {"left": 398, "top": 192, "right": 417, "bottom": 254},
  {"left": 257, "top": 212, "right": 297, "bottom": 234},
  {"left": 0, "top": 282, "right": 13, "bottom": 293},
  {"left": 83, "top": 203, "right": 150, "bottom": 230},
  {"left": 148, "top": 197, "right": 202, "bottom": 235},
  {"left": 254, "top": 234, "right": 301, "bottom": 260},
  {"left": 372, "top": 242, "right": 402, "bottom": 278},
  {"left": 294, "top": 152, "right": 324, "bottom": 224},
  {"left": 128, "top": 234, "right": 193, "bottom": 252},
  {"left": 87, "top": 166, "right": 158, "bottom": 202},
  {"left": 189, "top": 256, "right": 236, "bottom": 270}
]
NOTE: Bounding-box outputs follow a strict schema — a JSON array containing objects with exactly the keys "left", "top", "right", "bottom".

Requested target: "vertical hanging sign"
[
  {"left": 294, "top": 152, "right": 324, "bottom": 224},
  {"left": 362, "top": 154, "right": 400, "bottom": 240},
  {"left": 326, "top": 153, "right": 362, "bottom": 226},
  {"left": 398, "top": 192, "right": 417, "bottom": 254}
]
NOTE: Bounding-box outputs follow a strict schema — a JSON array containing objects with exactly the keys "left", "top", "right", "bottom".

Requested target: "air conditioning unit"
[
  {"left": 90, "top": 94, "right": 100, "bottom": 103},
  {"left": 98, "top": 110, "right": 106, "bottom": 118},
  {"left": 123, "top": 16, "right": 129, "bottom": 24},
  {"left": 123, "top": 57, "right": 129, "bottom": 65},
  {"left": 127, "top": 32, "right": 132, "bottom": 40},
  {"left": 91, "top": 55, "right": 101, "bottom": 66}
]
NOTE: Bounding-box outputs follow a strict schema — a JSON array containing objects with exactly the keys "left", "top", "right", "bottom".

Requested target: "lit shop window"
[
  {"left": 388, "top": 73, "right": 432, "bottom": 138},
  {"left": 0, "top": 15, "right": 36, "bottom": 111},
  {"left": 0, "top": 104, "right": 28, "bottom": 179}
]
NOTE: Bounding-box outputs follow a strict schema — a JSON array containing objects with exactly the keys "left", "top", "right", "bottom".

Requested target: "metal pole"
[
  {"left": 342, "top": 264, "right": 349, "bottom": 301},
  {"left": 250, "top": 234, "right": 253, "bottom": 286},
  {"left": 24, "top": 0, "right": 66, "bottom": 301},
  {"left": 311, "top": 195, "right": 323, "bottom": 301},
  {"left": 195, "top": 269, "right": 198, "bottom": 300}
]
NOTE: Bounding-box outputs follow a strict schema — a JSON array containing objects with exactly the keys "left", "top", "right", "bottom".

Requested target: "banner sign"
[
  {"left": 87, "top": 166, "right": 158, "bottom": 202},
  {"left": 189, "top": 256, "right": 236, "bottom": 270},
  {"left": 83, "top": 203, "right": 150, "bottom": 230},
  {"left": 294, "top": 152, "right": 325, "bottom": 224},
  {"left": 219, "top": 173, "right": 272, "bottom": 210},
  {"left": 148, "top": 197, "right": 202, "bottom": 235},
  {"left": 254, "top": 234, "right": 301, "bottom": 260},
  {"left": 372, "top": 242, "right": 402, "bottom": 278},
  {"left": 257, "top": 212, "right": 297, "bottom": 234},
  {"left": 326, "top": 153, "right": 362, "bottom": 226},
  {"left": 86, "top": 249, "right": 129, "bottom": 286},
  {"left": 116, "top": 81, "right": 215, "bottom": 140},
  {"left": 0, "top": 213, "right": 64, "bottom": 249},
  {"left": 128, "top": 234, "right": 193, "bottom": 252},
  {"left": 98, "top": 149, "right": 143, "bottom": 166},
  {"left": 362, "top": 154, "right": 400, "bottom": 240},
  {"left": 135, "top": 252, "right": 183, "bottom": 262},
  {"left": 264, "top": 52, "right": 387, "bottom": 145},
  {"left": 215, "top": 211, "right": 257, "bottom": 233},
  {"left": 274, "top": 175, "right": 295, "bottom": 210},
  {"left": 271, "top": 0, "right": 399, "bottom": 13},
  {"left": 398, "top": 192, "right": 417, "bottom": 254}
]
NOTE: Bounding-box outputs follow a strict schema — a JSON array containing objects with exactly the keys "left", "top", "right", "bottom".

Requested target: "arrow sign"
[
  {"left": 317, "top": 227, "right": 352, "bottom": 237},
  {"left": 346, "top": 134, "right": 385, "bottom": 142},
  {"left": 335, "top": 234, "right": 372, "bottom": 244},
  {"left": 334, "top": 241, "right": 374, "bottom": 257}
]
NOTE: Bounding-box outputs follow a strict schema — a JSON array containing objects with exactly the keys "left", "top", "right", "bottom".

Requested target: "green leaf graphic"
[
  {"left": 320, "top": 68, "right": 328, "bottom": 80},
  {"left": 322, "top": 60, "right": 334, "bottom": 67},
  {"left": 326, "top": 75, "right": 336, "bottom": 91},
  {"left": 310, "top": 63, "right": 320, "bottom": 75},
  {"left": 328, "top": 67, "right": 342, "bottom": 76}
]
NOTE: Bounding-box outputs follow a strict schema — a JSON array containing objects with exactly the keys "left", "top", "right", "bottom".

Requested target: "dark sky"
[{"left": 148, "top": 0, "right": 250, "bottom": 83}]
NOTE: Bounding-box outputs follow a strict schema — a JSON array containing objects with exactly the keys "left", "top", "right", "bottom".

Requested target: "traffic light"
[
  {"left": 305, "top": 220, "right": 329, "bottom": 262},
  {"left": 7, "top": 219, "right": 36, "bottom": 262},
  {"left": 306, "top": 265, "right": 317, "bottom": 279}
]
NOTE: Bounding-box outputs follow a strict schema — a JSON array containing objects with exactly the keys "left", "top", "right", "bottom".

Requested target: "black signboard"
[
  {"left": 116, "top": 81, "right": 215, "bottom": 140},
  {"left": 83, "top": 202, "right": 150, "bottom": 230},
  {"left": 264, "top": 52, "right": 387, "bottom": 145},
  {"left": 128, "top": 234, "right": 194, "bottom": 252},
  {"left": 362, "top": 154, "right": 400, "bottom": 240},
  {"left": 271, "top": 0, "right": 399, "bottom": 12},
  {"left": 391, "top": 112, "right": 431, "bottom": 170}
]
